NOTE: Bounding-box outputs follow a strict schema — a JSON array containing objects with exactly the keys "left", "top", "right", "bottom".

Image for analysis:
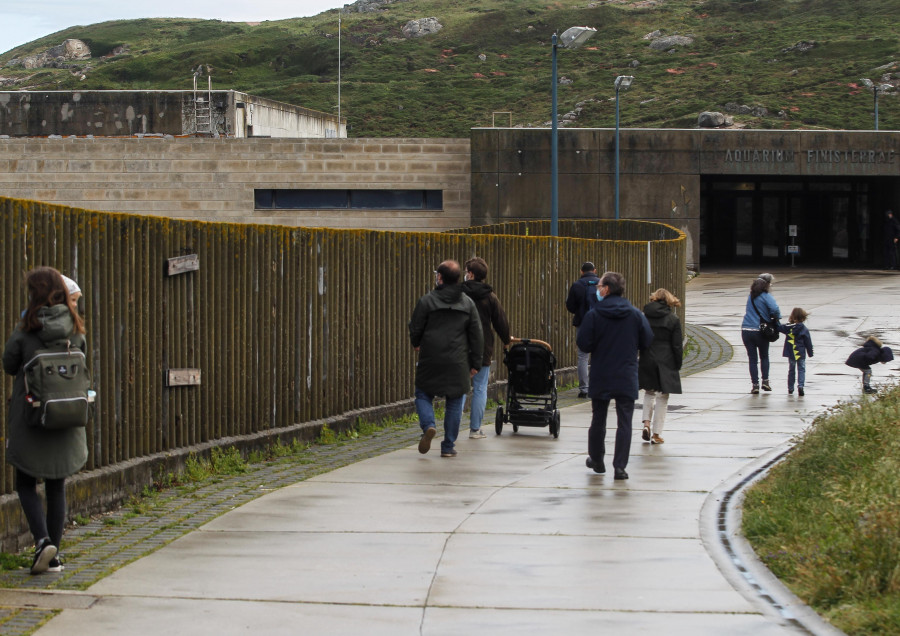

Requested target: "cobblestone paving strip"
[{"left": 0, "top": 324, "right": 731, "bottom": 635}]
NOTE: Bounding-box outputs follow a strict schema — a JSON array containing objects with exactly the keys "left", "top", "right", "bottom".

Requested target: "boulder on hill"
[{"left": 698, "top": 111, "right": 733, "bottom": 128}]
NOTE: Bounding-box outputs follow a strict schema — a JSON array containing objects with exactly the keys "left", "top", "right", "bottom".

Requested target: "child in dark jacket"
[
  {"left": 779, "top": 308, "right": 813, "bottom": 396},
  {"left": 846, "top": 336, "right": 894, "bottom": 394}
]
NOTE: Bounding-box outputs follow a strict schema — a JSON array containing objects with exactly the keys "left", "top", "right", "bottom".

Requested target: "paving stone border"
[{"left": 0, "top": 324, "right": 731, "bottom": 635}]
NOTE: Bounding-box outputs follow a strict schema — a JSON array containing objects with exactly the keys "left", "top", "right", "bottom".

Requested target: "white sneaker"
[{"left": 469, "top": 429, "right": 487, "bottom": 439}]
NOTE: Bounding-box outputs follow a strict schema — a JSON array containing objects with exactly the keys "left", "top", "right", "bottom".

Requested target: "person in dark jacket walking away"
[
  {"left": 638, "top": 289, "right": 683, "bottom": 445},
  {"left": 779, "top": 307, "right": 813, "bottom": 396},
  {"left": 845, "top": 336, "right": 893, "bottom": 394},
  {"left": 461, "top": 257, "right": 512, "bottom": 439},
  {"left": 740, "top": 273, "right": 781, "bottom": 394},
  {"left": 409, "top": 260, "right": 483, "bottom": 457},
  {"left": 565, "top": 262, "right": 599, "bottom": 398},
  {"left": 883, "top": 210, "right": 900, "bottom": 270},
  {"left": 577, "top": 272, "right": 653, "bottom": 480},
  {"left": 3, "top": 267, "right": 88, "bottom": 574}
]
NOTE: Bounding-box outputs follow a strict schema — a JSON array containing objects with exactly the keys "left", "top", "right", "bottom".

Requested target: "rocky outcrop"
[
  {"left": 649, "top": 35, "right": 694, "bottom": 51},
  {"left": 8, "top": 39, "right": 91, "bottom": 69},
  {"left": 725, "top": 102, "right": 769, "bottom": 117},
  {"left": 348, "top": 0, "right": 400, "bottom": 12},
  {"left": 402, "top": 17, "right": 442, "bottom": 38}
]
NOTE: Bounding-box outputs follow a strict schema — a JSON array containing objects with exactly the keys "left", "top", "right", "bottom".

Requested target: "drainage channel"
[{"left": 703, "top": 446, "right": 846, "bottom": 636}]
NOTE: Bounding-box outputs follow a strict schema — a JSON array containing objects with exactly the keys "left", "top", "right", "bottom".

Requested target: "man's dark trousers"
[{"left": 589, "top": 397, "right": 634, "bottom": 470}]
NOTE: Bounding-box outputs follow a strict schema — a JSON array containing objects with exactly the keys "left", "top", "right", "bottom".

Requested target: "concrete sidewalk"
[{"left": 17, "top": 270, "right": 900, "bottom": 634}]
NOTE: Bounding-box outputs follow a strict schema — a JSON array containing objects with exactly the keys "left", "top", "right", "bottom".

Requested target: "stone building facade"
[{"left": 0, "top": 136, "right": 470, "bottom": 231}]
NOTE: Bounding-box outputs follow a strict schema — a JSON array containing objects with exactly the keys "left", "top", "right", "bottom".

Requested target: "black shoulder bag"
[{"left": 751, "top": 298, "right": 779, "bottom": 342}]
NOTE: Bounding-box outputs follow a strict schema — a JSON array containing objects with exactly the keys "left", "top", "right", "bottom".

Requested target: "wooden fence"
[{"left": 0, "top": 197, "right": 685, "bottom": 514}]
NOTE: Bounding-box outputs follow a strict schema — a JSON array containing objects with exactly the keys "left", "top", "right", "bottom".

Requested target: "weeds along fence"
[{"left": 0, "top": 198, "right": 684, "bottom": 536}]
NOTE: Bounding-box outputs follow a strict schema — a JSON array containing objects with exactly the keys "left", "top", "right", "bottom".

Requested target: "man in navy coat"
[{"left": 576, "top": 272, "right": 653, "bottom": 480}]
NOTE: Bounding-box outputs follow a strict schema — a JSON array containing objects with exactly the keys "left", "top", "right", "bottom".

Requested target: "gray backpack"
[{"left": 23, "top": 339, "right": 92, "bottom": 429}]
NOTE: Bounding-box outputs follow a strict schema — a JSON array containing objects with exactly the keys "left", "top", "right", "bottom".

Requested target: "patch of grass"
[
  {"left": 0, "top": 552, "right": 30, "bottom": 571},
  {"left": 682, "top": 335, "right": 698, "bottom": 359},
  {"left": 742, "top": 383, "right": 900, "bottom": 634}
]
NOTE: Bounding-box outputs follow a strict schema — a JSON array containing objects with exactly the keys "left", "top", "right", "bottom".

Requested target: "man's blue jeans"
[
  {"left": 576, "top": 347, "right": 590, "bottom": 392},
  {"left": 461, "top": 365, "right": 490, "bottom": 432},
  {"left": 415, "top": 388, "right": 464, "bottom": 454}
]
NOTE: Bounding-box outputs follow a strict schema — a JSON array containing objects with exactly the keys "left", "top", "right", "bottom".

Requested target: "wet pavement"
[{"left": 3, "top": 268, "right": 897, "bottom": 635}]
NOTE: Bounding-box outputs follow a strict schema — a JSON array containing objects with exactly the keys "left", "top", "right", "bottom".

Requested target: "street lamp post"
[
  {"left": 860, "top": 78, "right": 892, "bottom": 130},
  {"left": 550, "top": 26, "right": 596, "bottom": 237},
  {"left": 614, "top": 75, "right": 634, "bottom": 221}
]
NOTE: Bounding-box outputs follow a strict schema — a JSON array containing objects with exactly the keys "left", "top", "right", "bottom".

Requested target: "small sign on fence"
[
  {"left": 166, "top": 254, "right": 200, "bottom": 276},
  {"left": 166, "top": 368, "right": 202, "bottom": 386}
]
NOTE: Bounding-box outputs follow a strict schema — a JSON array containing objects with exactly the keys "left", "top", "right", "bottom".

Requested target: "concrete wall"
[
  {"left": 239, "top": 93, "right": 345, "bottom": 139},
  {"left": 0, "top": 90, "right": 345, "bottom": 139},
  {"left": 471, "top": 128, "right": 900, "bottom": 270},
  {"left": 0, "top": 136, "right": 471, "bottom": 231},
  {"left": 471, "top": 128, "right": 701, "bottom": 269}
]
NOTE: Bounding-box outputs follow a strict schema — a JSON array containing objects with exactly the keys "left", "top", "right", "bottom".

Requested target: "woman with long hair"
[
  {"left": 740, "top": 273, "right": 781, "bottom": 394},
  {"left": 638, "top": 288, "right": 683, "bottom": 444},
  {"left": 2, "top": 267, "right": 88, "bottom": 574}
]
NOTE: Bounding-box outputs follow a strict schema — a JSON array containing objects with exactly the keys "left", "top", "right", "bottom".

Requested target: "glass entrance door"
[{"left": 700, "top": 178, "right": 878, "bottom": 266}]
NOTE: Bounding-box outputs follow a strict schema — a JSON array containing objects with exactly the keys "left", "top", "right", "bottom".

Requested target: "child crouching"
[{"left": 845, "top": 336, "right": 894, "bottom": 394}]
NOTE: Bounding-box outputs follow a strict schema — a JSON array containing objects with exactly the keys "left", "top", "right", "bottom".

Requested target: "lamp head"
[
  {"left": 860, "top": 78, "right": 874, "bottom": 88},
  {"left": 615, "top": 75, "right": 635, "bottom": 91},
  {"left": 559, "top": 26, "right": 597, "bottom": 49}
]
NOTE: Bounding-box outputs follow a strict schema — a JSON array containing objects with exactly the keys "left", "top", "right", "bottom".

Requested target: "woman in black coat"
[{"left": 638, "top": 288, "right": 683, "bottom": 444}]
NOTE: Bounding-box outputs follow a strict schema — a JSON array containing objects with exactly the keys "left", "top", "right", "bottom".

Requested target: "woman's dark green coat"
[
  {"left": 638, "top": 300, "right": 683, "bottom": 395},
  {"left": 3, "top": 305, "right": 89, "bottom": 479}
]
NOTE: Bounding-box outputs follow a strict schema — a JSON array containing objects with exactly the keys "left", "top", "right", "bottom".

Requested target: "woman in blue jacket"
[{"left": 740, "top": 273, "right": 781, "bottom": 394}]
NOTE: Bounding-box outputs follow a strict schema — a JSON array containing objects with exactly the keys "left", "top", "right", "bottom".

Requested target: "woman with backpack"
[{"left": 3, "top": 267, "right": 88, "bottom": 574}]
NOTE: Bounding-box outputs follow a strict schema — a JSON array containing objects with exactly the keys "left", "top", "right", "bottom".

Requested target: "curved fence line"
[{"left": 0, "top": 196, "right": 685, "bottom": 546}]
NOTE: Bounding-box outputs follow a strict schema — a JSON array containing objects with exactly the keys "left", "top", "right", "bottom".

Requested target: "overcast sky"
[{"left": 0, "top": 0, "right": 348, "bottom": 55}]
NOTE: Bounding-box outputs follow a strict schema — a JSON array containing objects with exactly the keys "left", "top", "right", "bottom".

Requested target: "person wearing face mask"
[
  {"left": 565, "top": 262, "right": 600, "bottom": 398},
  {"left": 576, "top": 272, "right": 653, "bottom": 480},
  {"left": 409, "top": 260, "right": 483, "bottom": 458},
  {"left": 461, "top": 257, "right": 512, "bottom": 439}
]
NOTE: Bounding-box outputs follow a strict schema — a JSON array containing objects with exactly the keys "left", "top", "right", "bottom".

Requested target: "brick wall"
[{"left": 0, "top": 137, "right": 472, "bottom": 232}]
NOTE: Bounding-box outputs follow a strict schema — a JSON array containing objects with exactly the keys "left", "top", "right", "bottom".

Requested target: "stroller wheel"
[
  {"left": 495, "top": 407, "right": 504, "bottom": 436},
  {"left": 550, "top": 410, "right": 561, "bottom": 438},
  {"left": 512, "top": 423, "right": 519, "bottom": 433}
]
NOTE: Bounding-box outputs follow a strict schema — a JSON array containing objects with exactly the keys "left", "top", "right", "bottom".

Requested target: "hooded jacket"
[
  {"left": 565, "top": 272, "right": 600, "bottom": 327},
  {"left": 779, "top": 322, "right": 813, "bottom": 361},
  {"left": 846, "top": 336, "right": 894, "bottom": 369},
  {"left": 638, "top": 299, "right": 683, "bottom": 394},
  {"left": 462, "top": 280, "right": 511, "bottom": 368},
  {"left": 576, "top": 294, "right": 653, "bottom": 400},
  {"left": 409, "top": 284, "right": 483, "bottom": 398},
  {"left": 3, "top": 304, "right": 89, "bottom": 479}
]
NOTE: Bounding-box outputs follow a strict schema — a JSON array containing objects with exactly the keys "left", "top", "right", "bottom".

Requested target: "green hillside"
[{"left": 1, "top": 0, "right": 898, "bottom": 137}]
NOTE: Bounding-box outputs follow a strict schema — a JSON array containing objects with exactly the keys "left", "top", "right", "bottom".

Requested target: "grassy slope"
[
  {"left": 1, "top": 0, "right": 898, "bottom": 137},
  {"left": 742, "top": 386, "right": 900, "bottom": 634}
]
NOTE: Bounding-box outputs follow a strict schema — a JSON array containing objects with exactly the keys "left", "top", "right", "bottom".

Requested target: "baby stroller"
[{"left": 495, "top": 338, "right": 560, "bottom": 438}]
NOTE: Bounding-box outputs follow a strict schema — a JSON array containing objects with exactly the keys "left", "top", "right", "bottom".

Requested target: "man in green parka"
[{"left": 409, "top": 260, "right": 483, "bottom": 458}]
